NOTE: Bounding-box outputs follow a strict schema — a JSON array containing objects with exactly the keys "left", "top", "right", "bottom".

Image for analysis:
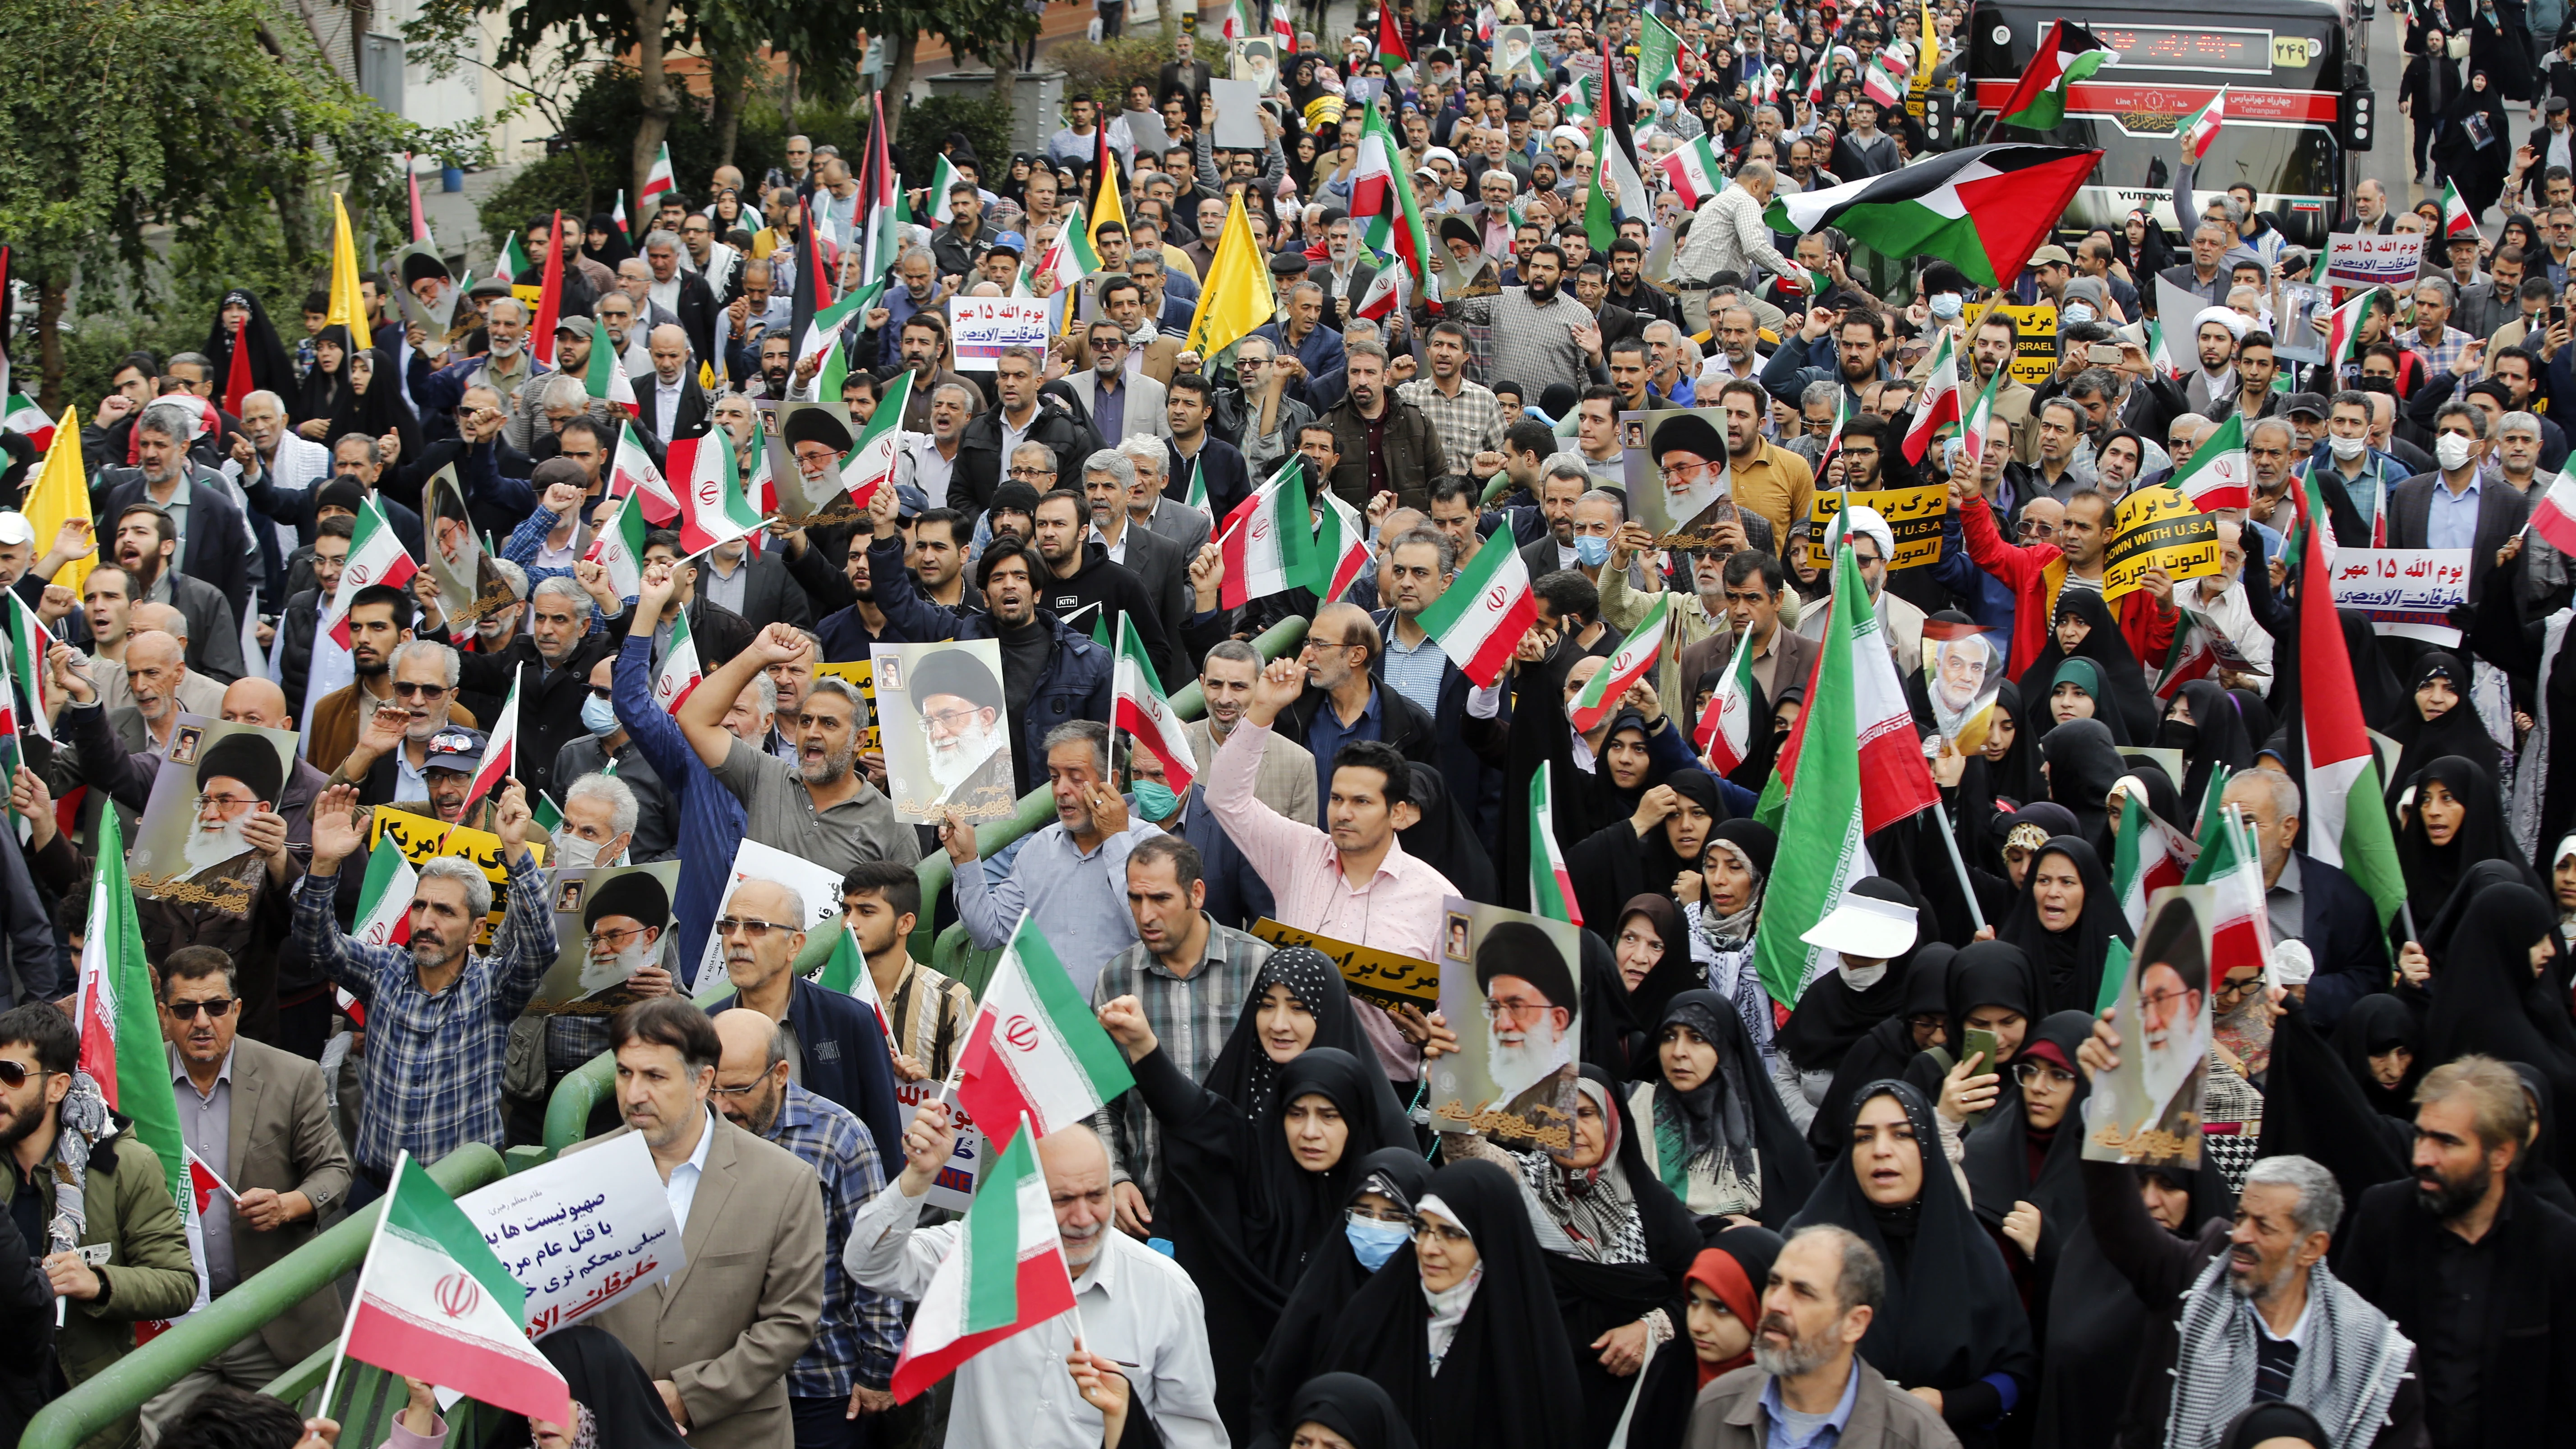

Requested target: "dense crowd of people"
[{"left": 10, "top": 1, "right": 2576, "bottom": 1449}]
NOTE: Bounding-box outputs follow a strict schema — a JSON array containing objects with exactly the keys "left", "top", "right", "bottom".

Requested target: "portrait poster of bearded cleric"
[
  {"left": 529, "top": 861, "right": 685, "bottom": 1013},
  {"left": 2084, "top": 886, "right": 2213, "bottom": 1169},
  {"left": 128, "top": 717, "right": 302, "bottom": 915},
  {"left": 768, "top": 402, "right": 867, "bottom": 526},
  {"left": 1621, "top": 408, "right": 1752, "bottom": 547},
  {"left": 1430, "top": 898, "right": 1583, "bottom": 1151},
  {"left": 872, "top": 640, "right": 1018, "bottom": 824},
  {"left": 423, "top": 461, "right": 517, "bottom": 627}
]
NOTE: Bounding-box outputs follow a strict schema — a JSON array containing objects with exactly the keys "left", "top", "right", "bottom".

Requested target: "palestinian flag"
[
  {"left": 2170, "top": 410, "right": 2252, "bottom": 512},
  {"left": 1113, "top": 613, "right": 1198, "bottom": 793},
  {"left": 1750, "top": 541, "right": 1941, "bottom": 1003},
  {"left": 457, "top": 666, "right": 523, "bottom": 822},
  {"left": 529, "top": 212, "right": 565, "bottom": 367},
  {"left": 1656, "top": 137, "right": 1729, "bottom": 209},
  {"left": 1958, "top": 359, "right": 2008, "bottom": 479},
  {"left": 2109, "top": 783, "right": 2191, "bottom": 934},
  {"left": 796, "top": 287, "right": 869, "bottom": 380},
  {"left": 584, "top": 331, "right": 638, "bottom": 414},
  {"left": 1695, "top": 633, "right": 1761, "bottom": 774},
  {"left": 324, "top": 497, "right": 420, "bottom": 648},
  {"left": 1315, "top": 488, "right": 1373, "bottom": 603},
  {"left": 955, "top": 915, "right": 1137, "bottom": 1136},
  {"left": 1528, "top": 769, "right": 1583, "bottom": 925},
  {"left": 1567, "top": 593, "right": 1671, "bottom": 733},
  {"left": 888, "top": 1119, "right": 1081, "bottom": 1403},
  {"left": 74, "top": 808, "right": 185, "bottom": 1204},
  {"left": 1584, "top": 32, "right": 1649, "bottom": 252},
  {"left": 789, "top": 198, "right": 840, "bottom": 370},
  {"left": 336, "top": 1155, "right": 574, "bottom": 1428},
  {"left": 1217, "top": 458, "right": 1320, "bottom": 608},
  {"left": 843, "top": 370, "right": 913, "bottom": 511},
  {"left": 1764, "top": 143, "right": 2101, "bottom": 289},
  {"left": 354, "top": 835, "right": 419, "bottom": 951},
  {"left": 641, "top": 141, "right": 675, "bottom": 205},
  {"left": 2178, "top": 89, "right": 2226, "bottom": 164},
  {"left": 2439, "top": 176, "right": 2479, "bottom": 239},
  {"left": 666, "top": 431, "right": 763, "bottom": 557},
  {"left": 2292, "top": 508, "right": 2405, "bottom": 925},
  {"left": 1376, "top": 0, "right": 1411, "bottom": 68},
  {"left": 1900, "top": 327, "right": 1964, "bottom": 465},
  {"left": 1414, "top": 513, "right": 1538, "bottom": 687},
  {"left": 653, "top": 611, "right": 702, "bottom": 712},
  {"left": 1996, "top": 20, "right": 2119, "bottom": 132},
  {"left": 135, "top": 1144, "right": 236, "bottom": 1341},
  {"left": 859, "top": 96, "right": 904, "bottom": 294},
  {"left": 929, "top": 153, "right": 965, "bottom": 225}
]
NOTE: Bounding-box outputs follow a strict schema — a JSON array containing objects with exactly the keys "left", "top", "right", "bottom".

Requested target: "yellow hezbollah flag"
[
  {"left": 23, "top": 406, "right": 92, "bottom": 593},
  {"left": 325, "top": 193, "right": 365, "bottom": 333},
  {"left": 1184, "top": 194, "right": 1274, "bottom": 361},
  {"left": 1090, "top": 156, "right": 1126, "bottom": 255}
]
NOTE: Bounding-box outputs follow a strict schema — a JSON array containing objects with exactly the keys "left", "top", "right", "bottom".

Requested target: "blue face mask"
[
  {"left": 1132, "top": 779, "right": 1180, "bottom": 822},
  {"left": 580, "top": 694, "right": 618, "bottom": 737},
  {"left": 1346, "top": 1216, "right": 1410, "bottom": 1270},
  {"left": 1929, "top": 292, "right": 1963, "bottom": 320},
  {"left": 1574, "top": 534, "right": 1612, "bottom": 566}
]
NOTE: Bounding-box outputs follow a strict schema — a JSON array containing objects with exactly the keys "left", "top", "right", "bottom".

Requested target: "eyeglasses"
[
  {"left": 395, "top": 682, "right": 450, "bottom": 699},
  {"left": 2011, "top": 1062, "right": 2078, "bottom": 1089},
  {"left": 1347, "top": 1205, "right": 1410, "bottom": 1226},
  {"left": 587, "top": 685, "right": 613, "bottom": 701},
  {"left": 194, "top": 793, "right": 256, "bottom": 812},
  {"left": 1301, "top": 636, "right": 1356, "bottom": 652},
  {"left": 715, "top": 916, "right": 792, "bottom": 938},
  {"left": 2139, "top": 986, "right": 2198, "bottom": 1014},
  {"left": 165, "top": 998, "right": 236, "bottom": 1020},
  {"left": 1007, "top": 466, "right": 1054, "bottom": 479},
  {"left": 709, "top": 1079, "right": 763, "bottom": 1098},
  {"left": 923, "top": 707, "right": 984, "bottom": 733},
  {"left": 2215, "top": 975, "right": 2265, "bottom": 1003},
  {"left": 584, "top": 925, "right": 649, "bottom": 950},
  {"left": 1409, "top": 1216, "right": 1472, "bottom": 1244},
  {"left": 0, "top": 1059, "right": 46, "bottom": 1089},
  {"left": 1481, "top": 998, "right": 1553, "bottom": 1025}
]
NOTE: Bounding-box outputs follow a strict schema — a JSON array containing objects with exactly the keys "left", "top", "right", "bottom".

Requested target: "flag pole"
[
  {"left": 1933, "top": 805, "right": 1988, "bottom": 934},
  {"left": 317, "top": 1151, "right": 407, "bottom": 1417}
]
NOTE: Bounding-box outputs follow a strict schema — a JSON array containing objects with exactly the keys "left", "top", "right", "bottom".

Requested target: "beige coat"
[
  {"left": 1186, "top": 717, "right": 1313, "bottom": 826},
  {"left": 1686, "top": 1359, "right": 1962, "bottom": 1449},
  {"left": 220, "top": 1037, "right": 354, "bottom": 1366}
]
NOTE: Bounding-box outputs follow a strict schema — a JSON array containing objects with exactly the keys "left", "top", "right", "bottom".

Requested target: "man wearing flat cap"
[
  {"left": 901, "top": 648, "right": 1017, "bottom": 816},
  {"left": 577, "top": 869, "right": 672, "bottom": 997},
  {"left": 1472, "top": 920, "right": 1579, "bottom": 1137}
]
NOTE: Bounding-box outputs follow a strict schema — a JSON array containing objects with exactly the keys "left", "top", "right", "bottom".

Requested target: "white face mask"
[
  {"left": 2328, "top": 432, "right": 2370, "bottom": 460},
  {"left": 2436, "top": 433, "right": 2477, "bottom": 472},
  {"left": 552, "top": 832, "right": 600, "bottom": 869},
  {"left": 2061, "top": 302, "right": 2094, "bottom": 326}
]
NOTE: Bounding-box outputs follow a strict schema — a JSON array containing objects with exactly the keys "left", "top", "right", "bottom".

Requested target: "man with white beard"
[
  {"left": 903, "top": 648, "right": 1014, "bottom": 817},
  {"left": 1925, "top": 633, "right": 1996, "bottom": 741},
  {"left": 174, "top": 732, "right": 289, "bottom": 887},
  {"left": 575, "top": 869, "right": 671, "bottom": 996},
  {"left": 2120, "top": 902, "right": 2211, "bottom": 1152},
  {"left": 1472, "top": 920, "right": 1579, "bottom": 1141}
]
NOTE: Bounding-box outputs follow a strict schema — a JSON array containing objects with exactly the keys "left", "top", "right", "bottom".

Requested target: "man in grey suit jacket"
[
  {"left": 1121, "top": 437, "right": 1214, "bottom": 562},
  {"left": 2385, "top": 402, "right": 2533, "bottom": 604},
  {"left": 1065, "top": 320, "right": 1173, "bottom": 442},
  {"left": 576, "top": 999, "right": 825, "bottom": 1449},
  {"left": 1081, "top": 450, "right": 1194, "bottom": 636}
]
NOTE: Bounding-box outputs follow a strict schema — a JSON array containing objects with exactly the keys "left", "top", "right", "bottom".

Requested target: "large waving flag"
[
  {"left": 1113, "top": 612, "right": 1197, "bottom": 793},
  {"left": 2293, "top": 513, "right": 2404, "bottom": 925},
  {"left": 1996, "top": 20, "right": 2119, "bottom": 131},
  {"left": 2170, "top": 410, "right": 2252, "bottom": 512},
  {"left": 1217, "top": 458, "right": 1319, "bottom": 608},
  {"left": 1765, "top": 144, "right": 2099, "bottom": 288},
  {"left": 666, "top": 431, "right": 764, "bottom": 556},
  {"left": 1567, "top": 593, "right": 1670, "bottom": 733},
  {"left": 1352, "top": 101, "right": 1432, "bottom": 300},
  {"left": 1656, "top": 137, "right": 1730, "bottom": 209},
  {"left": 1375, "top": 0, "right": 1412, "bottom": 68},
  {"left": 1415, "top": 518, "right": 1538, "bottom": 687},
  {"left": 1184, "top": 193, "right": 1278, "bottom": 360},
  {"left": 1528, "top": 769, "right": 1583, "bottom": 925},
  {"left": 324, "top": 496, "right": 421, "bottom": 648},
  {"left": 888, "top": 1118, "right": 1081, "bottom": 1403},
  {"left": 956, "top": 916, "right": 1136, "bottom": 1136},
  {"left": 329, "top": 1154, "right": 573, "bottom": 1428}
]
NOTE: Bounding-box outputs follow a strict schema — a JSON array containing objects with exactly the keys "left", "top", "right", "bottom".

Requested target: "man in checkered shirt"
[{"left": 295, "top": 777, "right": 557, "bottom": 1204}]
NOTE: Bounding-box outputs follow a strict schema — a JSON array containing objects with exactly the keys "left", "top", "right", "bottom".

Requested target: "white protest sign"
[
  {"left": 948, "top": 295, "right": 1053, "bottom": 371},
  {"left": 695, "top": 838, "right": 851, "bottom": 991},
  {"left": 2323, "top": 232, "right": 2424, "bottom": 291},
  {"left": 459, "top": 1132, "right": 682, "bottom": 1338},
  {"left": 898, "top": 1079, "right": 986, "bottom": 1212},
  {"left": 2329, "top": 546, "right": 2472, "bottom": 644}
]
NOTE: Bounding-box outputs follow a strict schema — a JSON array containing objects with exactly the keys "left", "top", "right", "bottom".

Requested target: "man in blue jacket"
[
  {"left": 608, "top": 558, "right": 750, "bottom": 981},
  {"left": 859, "top": 482, "right": 1113, "bottom": 798}
]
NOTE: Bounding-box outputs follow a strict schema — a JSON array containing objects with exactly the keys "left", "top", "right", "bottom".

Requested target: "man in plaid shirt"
[
  {"left": 297, "top": 778, "right": 556, "bottom": 1202},
  {"left": 1397, "top": 320, "right": 1506, "bottom": 478},
  {"left": 713, "top": 1009, "right": 902, "bottom": 1445}
]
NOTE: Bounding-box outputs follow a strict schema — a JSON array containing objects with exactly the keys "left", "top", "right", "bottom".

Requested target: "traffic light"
[{"left": 2344, "top": 76, "right": 2375, "bottom": 152}]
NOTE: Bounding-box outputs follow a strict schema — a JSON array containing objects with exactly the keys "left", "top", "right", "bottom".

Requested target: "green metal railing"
[
  {"left": 540, "top": 611, "right": 1312, "bottom": 1156},
  {"left": 21, "top": 1145, "right": 509, "bottom": 1449}
]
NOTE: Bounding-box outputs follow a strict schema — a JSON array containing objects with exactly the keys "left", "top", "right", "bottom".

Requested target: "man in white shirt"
[
  {"left": 2185, "top": 517, "right": 2275, "bottom": 684},
  {"left": 898, "top": 382, "right": 974, "bottom": 510},
  {"left": 223, "top": 389, "right": 331, "bottom": 558},
  {"left": 849, "top": 1105, "right": 1224, "bottom": 1449}
]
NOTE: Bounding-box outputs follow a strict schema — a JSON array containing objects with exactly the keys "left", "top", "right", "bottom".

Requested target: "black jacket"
[
  {"left": 952, "top": 397, "right": 1103, "bottom": 517},
  {"left": 423, "top": 622, "right": 619, "bottom": 804},
  {"left": 708, "top": 974, "right": 904, "bottom": 1168},
  {"left": 663, "top": 267, "right": 724, "bottom": 367},
  {"left": 1370, "top": 607, "right": 1500, "bottom": 837},
  {"left": 1271, "top": 679, "right": 1440, "bottom": 783},
  {"left": 701, "top": 548, "right": 815, "bottom": 633},
  {"left": 1036, "top": 546, "right": 1188, "bottom": 691},
  {"left": 2289, "top": 851, "right": 2397, "bottom": 1033},
  {"left": 93, "top": 469, "right": 256, "bottom": 626}
]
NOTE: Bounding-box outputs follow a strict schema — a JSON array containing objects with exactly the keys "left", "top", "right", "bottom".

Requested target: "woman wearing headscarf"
[
  {"left": 328, "top": 345, "right": 421, "bottom": 459},
  {"left": 201, "top": 289, "right": 297, "bottom": 404},
  {"left": 1904, "top": 940, "right": 2047, "bottom": 1136},
  {"left": 2435, "top": 69, "right": 2514, "bottom": 219},
  {"left": 2387, "top": 652, "right": 2501, "bottom": 788},
  {"left": 1771, "top": 878, "right": 1921, "bottom": 1123},
  {"left": 2332, "top": 994, "right": 2425, "bottom": 1120},
  {"left": 1251, "top": 1151, "right": 1436, "bottom": 1440},
  {"left": 1810, "top": 944, "right": 1955, "bottom": 1161},
  {"left": 292, "top": 324, "right": 356, "bottom": 436},
  {"left": 1199, "top": 947, "right": 1413, "bottom": 1148},
  {"left": 2392, "top": 756, "right": 2532, "bottom": 939},
  {"left": 1452, "top": 1067, "right": 1700, "bottom": 1449},
  {"left": 1567, "top": 768, "right": 1726, "bottom": 946},
  {"left": 1950, "top": 681, "right": 2038, "bottom": 871},
  {"left": 1678, "top": 820, "right": 1778, "bottom": 1070},
  {"left": 1962, "top": 1010, "right": 2094, "bottom": 1317},
  {"left": 1790, "top": 1080, "right": 2038, "bottom": 1447},
  {"left": 2034, "top": 657, "right": 2132, "bottom": 746},
  {"left": 2218, "top": 1403, "right": 2330, "bottom": 1449},
  {"left": 1101, "top": 986, "right": 1400, "bottom": 1440},
  {"left": 1399, "top": 763, "right": 1497, "bottom": 905},
  {"left": 1262, "top": 1374, "right": 1417, "bottom": 1449},
  {"left": 1997, "top": 836, "right": 2132, "bottom": 1017},
  {"left": 2111, "top": 207, "right": 2176, "bottom": 281},
  {"left": 2508, "top": 1062, "right": 2576, "bottom": 1213},
  {"left": 1628, "top": 991, "right": 1817, "bottom": 1226},
  {"left": 2036, "top": 719, "right": 2126, "bottom": 846},
  {"left": 1317, "top": 1159, "right": 1586, "bottom": 1449},
  {"left": 2425, "top": 881, "right": 2576, "bottom": 1175},
  {"left": 1609, "top": 895, "right": 1701, "bottom": 1034},
  {"left": 1622, "top": 1226, "right": 1783, "bottom": 1449},
  {"left": 584, "top": 213, "right": 635, "bottom": 269},
  {"left": 2163, "top": 679, "right": 2257, "bottom": 819},
  {"left": 2019, "top": 589, "right": 2156, "bottom": 742}
]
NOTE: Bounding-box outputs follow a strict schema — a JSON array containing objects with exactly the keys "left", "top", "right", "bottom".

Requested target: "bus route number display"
[{"left": 2064, "top": 23, "right": 2275, "bottom": 76}]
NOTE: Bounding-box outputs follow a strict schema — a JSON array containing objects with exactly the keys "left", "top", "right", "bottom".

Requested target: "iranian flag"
[
  {"left": 2, "top": 393, "right": 54, "bottom": 452},
  {"left": 888, "top": 1119, "right": 1081, "bottom": 1403},
  {"left": 1217, "top": 458, "right": 1320, "bottom": 608},
  {"left": 1861, "top": 54, "right": 1904, "bottom": 108},
  {"left": 611, "top": 418, "right": 678, "bottom": 525},
  {"left": 610, "top": 189, "right": 629, "bottom": 243},
  {"left": 457, "top": 667, "right": 524, "bottom": 821},
  {"left": 815, "top": 923, "right": 891, "bottom": 1036},
  {"left": 1750, "top": 543, "right": 1941, "bottom": 1004},
  {"left": 1376, "top": 0, "right": 1411, "bottom": 68},
  {"left": 1996, "top": 19, "right": 2119, "bottom": 132},
  {"left": 1765, "top": 143, "right": 2100, "bottom": 288},
  {"left": 2440, "top": 177, "right": 2479, "bottom": 239},
  {"left": 666, "top": 431, "right": 764, "bottom": 557},
  {"left": 2170, "top": 410, "right": 2252, "bottom": 512},
  {"left": 583, "top": 488, "right": 651, "bottom": 601},
  {"left": 954, "top": 915, "right": 1137, "bottom": 1137},
  {"left": 844, "top": 371, "right": 914, "bottom": 511},
  {"left": 499, "top": 230, "right": 533, "bottom": 281},
  {"left": 2182, "top": 800, "right": 2274, "bottom": 982},
  {"left": 2325, "top": 287, "right": 2391, "bottom": 378},
  {"left": 324, "top": 497, "right": 420, "bottom": 648},
  {"left": 1656, "top": 137, "right": 1730, "bottom": 209},
  {"left": 1415, "top": 515, "right": 1537, "bottom": 687},
  {"left": 354, "top": 836, "right": 418, "bottom": 950},
  {"left": 797, "top": 288, "right": 869, "bottom": 378},
  {"left": 9, "top": 592, "right": 54, "bottom": 745},
  {"left": 1315, "top": 488, "right": 1373, "bottom": 603},
  {"left": 1567, "top": 593, "right": 1671, "bottom": 733},
  {"left": 74, "top": 807, "right": 185, "bottom": 1202},
  {"left": 2108, "top": 783, "right": 2191, "bottom": 934},
  {"left": 1695, "top": 633, "right": 1761, "bottom": 775},
  {"left": 1527, "top": 769, "right": 1583, "bottom": 925},
  {"left": 641, "top": 142, "right": 676, "bottom": 204},
  {"left": 929, "top": 153, "right": 965, "bottom": 225},
  {"left": 2179, "top": 89, "right": 2226, "bottom": 164},
  {"left": 2528, "top": 471, "right": 2576, "bottom": 555},
  {"left": 1113, "top": 613, "right": 1198, "bottom": 793},
  {"left": 2292, "top": 510, "right": 2405, "bottom": 925},
  {"left": 653, "top": 611, "right": 702, "bottom": 712},
  {"left": 1958, "top": 359, "right": 2008, "bottom": 478},
  {"left": 1036, "top": 200, "right": 1101, "bottom": 296},
  {"left": 585, "top": 331, "right": 638, "bottom": 414},
  {"left": 331, "top": 1155, "right": 573, "bottom": 1428},
  {"left": 1900, "top": 327, "right": 1964, "bottom": 465},
  {"left": 1352, "top": 101, "right": 1432, "bottom": 292}
]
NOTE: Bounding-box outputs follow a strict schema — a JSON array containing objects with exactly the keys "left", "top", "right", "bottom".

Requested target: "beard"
[
  {"left": 1486, "top": 1018, "right": 1571, "bottom": 1102},
  {"left": 2225, "top": 1244, "right": 2303, "bottom": 1303},
  {"left": 2416, "top": 1160, "right": 2493, "bottom": 1221},
  {"left": 800, "top": 739, "right": 857, "bottom": 786},
  {"left": 1750, "top": 1313, "right": 1836, "bottom": 1378},
  {"left": 182, "top": 815, "right": 254, "bottom": 878},
  {"left": 1060, "top": 1214, "right": 1107, "bottom": 1268},
  {"left": 581, "top": 938, "right": 649, "bottom": 995},
  {"left": 0, "top": 1090, "right": 44, "bottom": 1151},
  {"left": 1526, "top": 277, "right": 1559, "bottom": 304},
  {"left": 928, "top": 718, "right": 1003, "bottom": 791}
]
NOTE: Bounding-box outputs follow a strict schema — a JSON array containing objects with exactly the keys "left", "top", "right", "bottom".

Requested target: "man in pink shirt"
[{"left": 1206, "top": 656, "right": 1459, "bottom": 1089}]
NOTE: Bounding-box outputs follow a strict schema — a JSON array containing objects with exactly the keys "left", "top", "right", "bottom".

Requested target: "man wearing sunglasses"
[
  {"left": 134, "top": 947, "right": 350, "bottom": 1438},
  {"left": 324, "top": 637, "right": 478, "bottom": 810}
]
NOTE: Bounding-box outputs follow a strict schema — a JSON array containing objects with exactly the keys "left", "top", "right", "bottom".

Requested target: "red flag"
[
  {"left": 221, "top": 321, "right": 256, "bottom": 417},
  {"left": 530, "top": 211, "right": 565, "bottom": 367}
]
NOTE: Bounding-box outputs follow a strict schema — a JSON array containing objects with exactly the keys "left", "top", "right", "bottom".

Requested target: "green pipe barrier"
[
  {"left": 20, "top": 1145, "right": 508, "bottom": 1449},
  {"left": 541, "top": 975, "right": 748, "bottom": 1157}
]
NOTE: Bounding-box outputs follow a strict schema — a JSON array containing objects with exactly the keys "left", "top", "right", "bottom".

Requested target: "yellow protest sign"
[
  {"left": 1249, "top": 917, "right": 1440, "bottom": 1009},
  {"left": 2103, "top": 487, "right": 2222, "bottom": 603},
  {"left": 1998, "top": 303, "right": 2060, "bottom": 386},
  {"left": 1808, "top": 484, "right": 1947, "bottom": 570},
  {"left": 370, "top": 806, "right": 545, "bottom": 947}
]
